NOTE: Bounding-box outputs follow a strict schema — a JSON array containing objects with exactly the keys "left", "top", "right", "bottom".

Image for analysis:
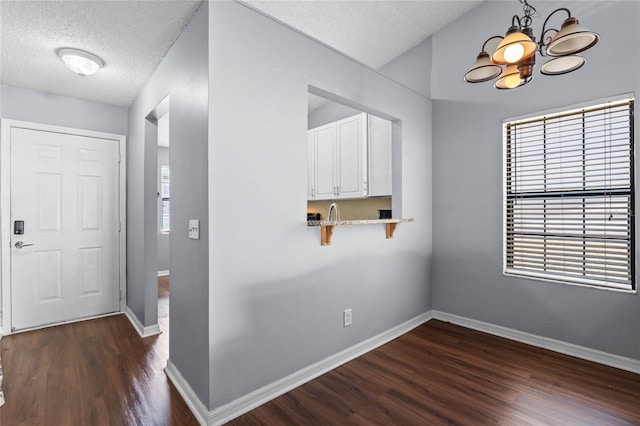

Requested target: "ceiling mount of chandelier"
[{"left": 464, "top": 0, "right": 599, "bottom": 90}]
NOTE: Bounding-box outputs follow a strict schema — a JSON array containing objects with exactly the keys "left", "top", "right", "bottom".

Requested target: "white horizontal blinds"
[{"left": 505, "top": 99, "right": 634, "bottom": 290}]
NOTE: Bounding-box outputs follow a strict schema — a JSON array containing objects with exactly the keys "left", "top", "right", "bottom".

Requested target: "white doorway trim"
[{"left": 0, "top": 119, "right": 127, "bottom": 335}]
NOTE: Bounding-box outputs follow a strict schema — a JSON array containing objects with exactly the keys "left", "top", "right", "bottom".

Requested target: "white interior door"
[{"left": 10, "top": 126, "right": 120, "bottom": 331}]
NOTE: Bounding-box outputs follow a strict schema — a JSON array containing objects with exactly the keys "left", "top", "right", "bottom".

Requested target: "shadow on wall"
[{"left": 208, "top": 250, "right": 430, "bottom": 407}]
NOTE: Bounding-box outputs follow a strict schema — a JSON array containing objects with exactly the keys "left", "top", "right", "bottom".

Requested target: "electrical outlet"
[{"left": 343, "top": 308, "right": 352, "bottom": 327}]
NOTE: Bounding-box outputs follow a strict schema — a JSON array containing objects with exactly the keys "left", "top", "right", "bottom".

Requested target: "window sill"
[{"left": 503, "top": 271, "right": 637, "bottom": 295}]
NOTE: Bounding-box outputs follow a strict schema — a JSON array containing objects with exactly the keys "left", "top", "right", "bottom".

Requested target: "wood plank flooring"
[
  {"left": 229, "top": 320, "right": 640, "bottom": 425},
  {"left": 3, "top": 285, "right": 640, "bottom": 425},
  {"left": 0, "top": 276, "right": 198, "bottom": 425}
]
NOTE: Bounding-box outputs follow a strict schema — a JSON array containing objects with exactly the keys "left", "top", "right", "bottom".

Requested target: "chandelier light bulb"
[
  {"left": 504, "top": 44, "right": 525, "bottom": 63},
  {"left": 504, "top": 72, "right": 522, "bottom": 89},
  {"left": 495, "top": 64, "right": 523, "bottom": 89}
]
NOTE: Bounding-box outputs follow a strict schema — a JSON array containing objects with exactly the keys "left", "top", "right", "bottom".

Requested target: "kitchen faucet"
[{"left": 327, "top": 202, "right": 340, "bottom": 222}]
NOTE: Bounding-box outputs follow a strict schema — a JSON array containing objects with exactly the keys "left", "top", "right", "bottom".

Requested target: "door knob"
[{"left": 14, "top": 241, "right": 34, "bottom": 249}]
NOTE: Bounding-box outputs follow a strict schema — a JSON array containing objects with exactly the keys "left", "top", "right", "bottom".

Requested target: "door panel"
[
  {"left": 78, "top": 247, "right": 102, "bottom": 296},
  {"left": 79, "top": 175, "right": 102, "bottom": 230},
  {"left": 35, "top": 250, "right": 62, "bottom": 301},
  {"left": 307, "top": 132, "right": 315, "bottom": 199},
  {"left": 36, "top": 173, "right": 62, "bottom": 231},
  {"left": 10, "top": 127, "right": 120, "bottom": 331},
  {"left": 336, "top": 115, "right": 366, "bottom": 198},
  {"left": 314, "top": 124, "right": 336, "bottom": 200}
]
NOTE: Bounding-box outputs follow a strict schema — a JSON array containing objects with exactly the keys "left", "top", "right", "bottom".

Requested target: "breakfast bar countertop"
[
  {"left": 307, "top": 218, "right": 414, "bottom": 227},
  {"left": 307, "top": 218, "right": 414, "bottom": 245}
]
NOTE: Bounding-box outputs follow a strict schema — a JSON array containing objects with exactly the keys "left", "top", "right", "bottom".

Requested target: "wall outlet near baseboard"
[{"left": 343, "top": 308, "right": 352, "bottom": 327}]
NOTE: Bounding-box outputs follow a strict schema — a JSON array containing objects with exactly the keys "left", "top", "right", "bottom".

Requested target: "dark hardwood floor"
[
  {"left": 0, "top": 276, "right": 198, "bottom": 425},
  {"left": 3, "top": 287, "right": 640, "bottom": 425},
  {"left": 229, "top": 320, "right": 640, "bottom": 426}
]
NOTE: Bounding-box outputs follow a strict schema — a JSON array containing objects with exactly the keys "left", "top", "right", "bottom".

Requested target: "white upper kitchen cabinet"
[
  {"left": 307, "top": 131, "right": 316, "bottom": 199},
  {"left": 335, "top": 114, "right": 367, "bottom": 199},
  {"left": 313, "top": 122, "right": 336, "bottom": 199},
  {"left": 367, "top": 114, "right": 392, "bottom": 197},
  {"left": 309, "top": 113, "right": 368, "bottom": 200}
]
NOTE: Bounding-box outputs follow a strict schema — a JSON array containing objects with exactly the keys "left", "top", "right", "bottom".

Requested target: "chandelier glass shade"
[
  {"left": 464, "top": 1, "right": 599, "bottom": 90},
  {"left": 495, "top": 65, "right": 524, "bottom": 89},
  {"left": 540, "top": 55, "right": 585, "bottom": 75},
  {"left": 491, "top": 26, "right": 537, "bottom": 64},
  {"left": 546, "top": 17, "right": 599, "bottom": 56},
  {"left": 464, "top": 52, "right": 503, "bottom": 83}
]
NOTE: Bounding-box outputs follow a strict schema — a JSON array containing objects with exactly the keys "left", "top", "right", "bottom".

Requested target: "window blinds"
[{"left": 504, "top": 98, "right": 634, "bottom": 290}]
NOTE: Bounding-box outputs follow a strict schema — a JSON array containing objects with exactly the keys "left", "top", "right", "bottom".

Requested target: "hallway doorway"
[{"left": 158, "top": 275, "right": 170, "bottom": 336}]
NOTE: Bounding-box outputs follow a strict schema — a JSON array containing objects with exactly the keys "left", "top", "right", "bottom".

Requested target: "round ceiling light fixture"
[{"left": 57, "top": 48, "right": 104, "bottom": 76}]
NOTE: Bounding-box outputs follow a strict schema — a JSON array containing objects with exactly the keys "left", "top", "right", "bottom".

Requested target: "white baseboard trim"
[
  {"left": 158, "top": 270, "right": 170, "bottom": 277},
  {"left": 124, "top": 306, "right": 161, "bottom": 338},
  {"left": 162, "top": 310, "right": 640, "bottom": 425},
  {"left": 165, "top": 360, "right": 209, "bottom": 426},
  {"left": 205, "top": 311, "right": 432, "bottom": 425},
  {"left": 431, "top": 310, "right": 640, "bottom": 375}
]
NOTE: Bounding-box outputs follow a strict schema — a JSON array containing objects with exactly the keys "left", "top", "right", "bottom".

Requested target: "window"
[
  {"left": 161, "top": 165, "right": 170, "bottom": 233},
  {"left": 504, "top": 96, "right": 635, "bottom": 291}
]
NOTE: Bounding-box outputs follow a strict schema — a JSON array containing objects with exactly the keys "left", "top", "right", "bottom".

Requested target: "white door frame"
[{"left": 0, "top": 119, "right": 127, "bottom": 334}]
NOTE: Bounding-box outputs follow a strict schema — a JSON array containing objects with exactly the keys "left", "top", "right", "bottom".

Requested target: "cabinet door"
[
  {"left": 336, "top": 114, "right": 367, "bottom": 199},
  {"left": 307, "top": 131, "right": 315, "bottom": 199},
  {"left": 314, "top": 124, "right": 336, "bottom": 200},
  {"left": 368, "top": 115, "right": 392, "bottom": 197}
]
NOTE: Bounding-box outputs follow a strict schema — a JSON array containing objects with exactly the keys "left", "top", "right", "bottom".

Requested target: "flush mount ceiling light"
[
  {"left": 464, "top": 0, "right": 599, "bottom": 90},
  {"left": 57, "top": 48, "right": 104, "bottom": 76}
]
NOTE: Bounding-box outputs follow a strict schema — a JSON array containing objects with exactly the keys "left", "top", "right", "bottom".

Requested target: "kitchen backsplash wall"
[{"left": 307, "top": 197, "right": 392, "bottom": 220}]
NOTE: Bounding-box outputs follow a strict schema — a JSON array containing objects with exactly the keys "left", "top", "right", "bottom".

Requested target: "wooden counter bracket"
[
  {"left": 386, "top": 222, "right": 397, "bottom": 239},
  {"left": 321, "top": 225, "right": 335, "bottom": 246}
]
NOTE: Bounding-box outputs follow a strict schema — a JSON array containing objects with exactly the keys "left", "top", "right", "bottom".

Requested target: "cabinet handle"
[{"left": 336, "top": 185, "right": 340, "bottom": 196}]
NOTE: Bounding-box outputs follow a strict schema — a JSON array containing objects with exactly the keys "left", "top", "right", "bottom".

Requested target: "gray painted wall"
[
  {"left": 379, "top": 36, "right": 432, "bottom": 99},
  {"left": 1, "top": 84, "right": 127, "bottom": 135},
  {"left": 127, "top": 2, "right": 210, "bottom": 403},
  {"left": 431, "top": 1, "right": 640, "bottom": 359},
  {"left": 308, "top": 35, "right": 433, "bottom": 129},
  {"left": 207, "top": 1, "right": 432, "bottom": 409}
]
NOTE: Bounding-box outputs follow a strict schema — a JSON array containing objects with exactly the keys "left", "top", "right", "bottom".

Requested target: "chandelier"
[{"left": 464, "top": 0, "right": 599, "bottom": 90}]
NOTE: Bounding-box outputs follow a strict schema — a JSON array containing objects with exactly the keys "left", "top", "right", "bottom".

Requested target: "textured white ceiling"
[
  {"left": 0, "top": 0, "right": 481, "bottom": 108},
  {"left": 246, "top": 0, "right": 482, "bottom": 70},
  {"left": 0, "top": 0, "right": 202, "bottom": 108}
]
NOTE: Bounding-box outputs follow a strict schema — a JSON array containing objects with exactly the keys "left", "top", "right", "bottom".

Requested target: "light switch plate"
[{"left": 189, "top": 219, "right": 199, "bottom": 240}]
